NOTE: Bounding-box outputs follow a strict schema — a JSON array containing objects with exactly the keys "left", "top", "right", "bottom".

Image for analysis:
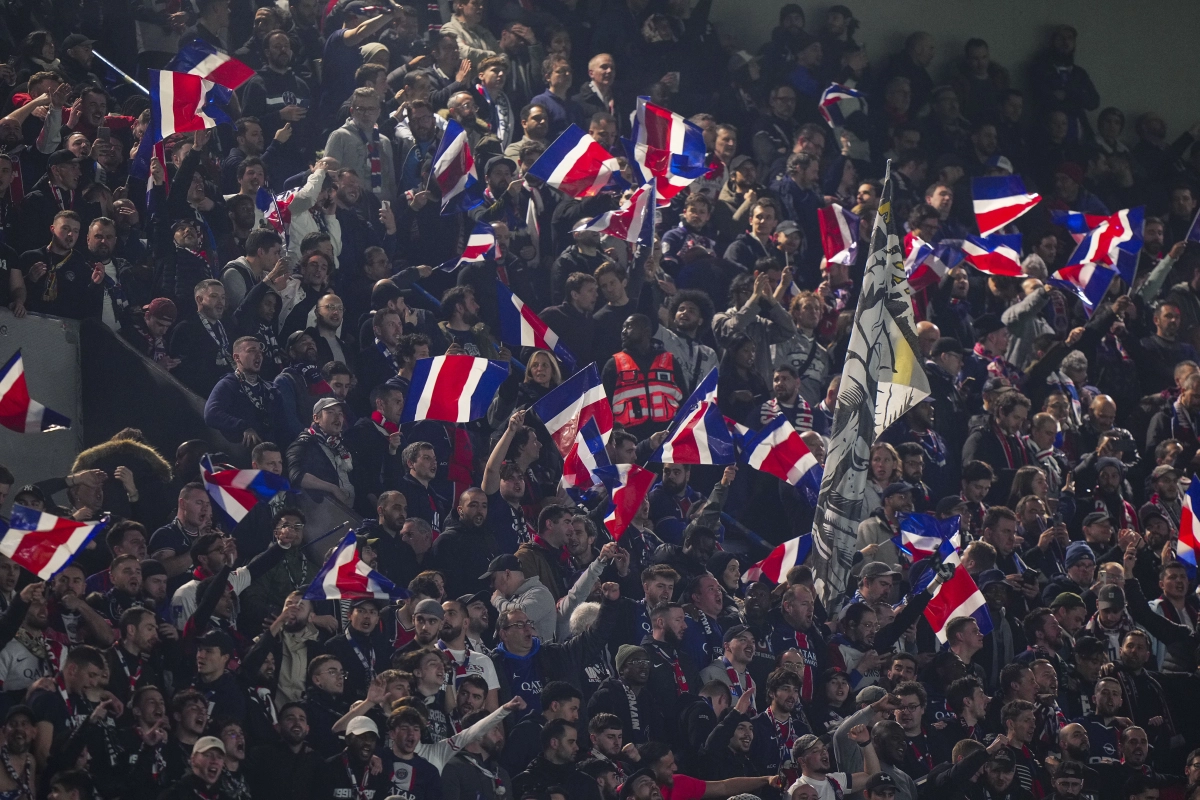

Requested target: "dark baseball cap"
[
  {"left": 932, "top": 337, "right": 965, "bottom": 357},
  {"left": 723, "top": 624, "right": 754, "bottom": 644},
  {"left": 1056, "top": 761, "right": 1085, "bottom": 780},
  {"left": 865, "top": 773, "right": 897, "bottom": 794},
  {"left": 196, "top": 629, "right": 235, "bottom": 655},
  {"left": 478, "top": 554, "right": 522, "bottom": 581},
  {"left": 1096, "top": 584, "right": 1125, "bottom": 611},
  {"left": 47, "top": 150, "right": 81, "bottom": 168}
]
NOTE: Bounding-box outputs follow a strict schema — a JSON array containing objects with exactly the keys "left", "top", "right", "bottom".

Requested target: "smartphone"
[
  {"left": 1023, "top": 569, "right": 1040, "bottom": 585},
  {"left": 381, "top": 200, "right": 390, "bottom": 211},
  {"left": 97, "top": 125, "right": 110, "bottom": 142}
]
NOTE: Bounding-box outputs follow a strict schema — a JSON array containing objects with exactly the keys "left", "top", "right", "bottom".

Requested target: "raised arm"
[{"left": 482, "top": 410, "right": 524, "bottom": 494}]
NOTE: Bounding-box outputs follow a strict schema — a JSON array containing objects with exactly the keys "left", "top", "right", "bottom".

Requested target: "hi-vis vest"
[{"left": 612, "top": 352, "right": 682, "bottom": 425}]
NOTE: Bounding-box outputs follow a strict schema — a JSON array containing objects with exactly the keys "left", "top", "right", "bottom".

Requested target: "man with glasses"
[{"left": 325, "top": 87, "right": 397, "bottom": 210}]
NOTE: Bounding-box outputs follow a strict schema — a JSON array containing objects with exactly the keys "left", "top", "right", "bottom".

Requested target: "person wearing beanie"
[
  {"left": 588, "top": 645, "right": 654, "bottom": 746},
  {"left": 1041, "top": 543, "right": 1097, "bottom": 609}
]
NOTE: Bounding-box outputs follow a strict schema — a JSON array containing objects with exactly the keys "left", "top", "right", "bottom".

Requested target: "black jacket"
[
  {"left": 343, "top": 417, "right": 405, "bottom": 517},
  {"left": 169, "top": 316, "right": 233, "bottom": 396},
  {"left": 512, "top": 755, "right": 601, "bottom": 800},
  {"left": 429, "top": 517, "right": 500, "bottom": 599}
]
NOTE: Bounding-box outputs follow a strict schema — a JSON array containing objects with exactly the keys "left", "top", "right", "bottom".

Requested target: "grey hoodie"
[{"left": 493, "top": 575, "right": 558, "bottom": 643}]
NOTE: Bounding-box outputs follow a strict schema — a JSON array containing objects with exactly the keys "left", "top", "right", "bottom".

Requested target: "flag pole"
[
  {"left": 301, "top": 520, "right": 351, "bottom": 553},
  {"left": 92, "top": 51, "right": 149, "bottom": 96}
]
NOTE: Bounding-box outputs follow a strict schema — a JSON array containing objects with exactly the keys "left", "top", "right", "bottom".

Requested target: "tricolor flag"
[
  {"left": 739, "top": 414, "right": 823, "bottom": 504},
  {"left": 0, "top": 350, "right": 71, "bottom": 433},
  {"left": 1051, "top": 209, "right": 1112, "bottom": 245},
  {"left": 1176, "top": 477, "right": 1200, "bottom": 577},
  {"left": 200, "top": 455, "right": 291, "bottom": 525},
  {"left": 442, "top": 220, "right": 496, "bottom": 271},
  {"left": 625, "top": 96, "right": 707, "bottom": 206},
  {"left": 817, "top": 203, "right": 861, "bottom": 266},
  {"left": 892, "top": 512, "right": 959, "bottom": 562},
  {"left": 594, "top": 463, "right": 657, "bottom": 541},
  {"left": 971, "top": 176, "right": 1041, "bottom": 236},
  {"left": 917, "top": 533, "right": 992, "bottom": 643},
  {"left": 1050, "top": 262, "right": 1118, "bottom": 316},
  {"left": 651, "top": 368, "right": 735, "bottom": 465},
  {"left": 818, "top": 83, "right": 868, "bottom": 128},
  {"left": 430, "top": 119, "right": 483, "bottom": 214},
  {"left": 0, "top": 505, "right": 108, "bottom": 580},
  {"left": 256, "top": 186, "right": 301, "bottom": 241},
  {"left": 400, "top": 356, "right": 510, "bottom": 424},
  {"left": 904, "top": 237, "right": 964, "bottom": 292},
  {"left": 132, "top": 70, "right": 232, "bottom": 183},
  {"left": 304, "top": 529, "right": 408, "bottom": 601},
  {"left": 531, "top": 364, "right": 613, "bottom": 458},
  {"left": 561, "top": 415, "right": 612, "bottom": 493},
  {"left": 741, "top": 535, "right": 813, "bottom": 584},
  {"left": 574, "top": 182, "right": 657, "bottom": 246},
  {"left": 166, "top": 39, "right": 255, "bottom": 90},
  {"left": 962, "top": 233, "right": 1024, "bottom": 277},
  {"left": 1065, "top": 206, "right": 1143, "bottom": 287},
  {"left": 495, "top": 279, "right": 576, "bottom": 370},
  {"left": 528, "top": 124, "right": 623, "bottom": 198}
]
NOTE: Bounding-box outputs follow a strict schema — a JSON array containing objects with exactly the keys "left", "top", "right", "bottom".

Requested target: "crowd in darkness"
[{"left": 3, "top": 2, "right": 1200, "bottom": 800}]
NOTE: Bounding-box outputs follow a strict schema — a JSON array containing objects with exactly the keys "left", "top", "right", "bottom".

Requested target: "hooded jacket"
[{"left": 492, "top": 575, "right": 557, "bottom": 644}]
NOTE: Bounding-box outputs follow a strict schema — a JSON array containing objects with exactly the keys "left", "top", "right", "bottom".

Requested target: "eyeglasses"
[
  {"left": 502, "top": 621, "right": 534, "bottom": 630},
  {"left": 623, "top": 657, "right": 650, "bottom": 665},
  {"left": 897, "top": 704, "right": 922, "bottom": 712},
  {"left": 276, "top": 522, "right": 306, "bottom": 531}
]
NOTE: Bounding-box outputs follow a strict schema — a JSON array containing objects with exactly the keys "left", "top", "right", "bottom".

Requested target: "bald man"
[{"left": 429, "top": 487, "right": 498, "bottom": 597}]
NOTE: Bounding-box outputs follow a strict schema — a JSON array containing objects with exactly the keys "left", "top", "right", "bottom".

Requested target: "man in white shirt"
[
  {"left": 788, "top": 725, "right": 879, "bottom": 800},
  {"left": 439, "top": 598, "right": 500, "bottom": 709}
]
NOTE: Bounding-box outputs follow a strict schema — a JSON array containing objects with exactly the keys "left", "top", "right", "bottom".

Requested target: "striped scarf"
[{"left": 354, "top": 121, "right": 383, "bottom": 195}]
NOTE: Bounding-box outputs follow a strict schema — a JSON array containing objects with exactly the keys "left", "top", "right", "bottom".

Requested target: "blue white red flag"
[
  {"left": 0, "top": 350, "right": 70, "bottom": 433},
  {"left": 441, "top": 220, "right": 496, "bottom": 271},
  {"left": 915, "top": 530, "right": 993, "bottom": 643},
  {"left": 817, "top": 203, "right": 860, "bottom": 266},
  {"left": 494, "top": 279, "right": 576, "bottom": 370},
  {"left": 0, "top": 505, "right": 108, "bottom": 580},
  {"left": 532, "top": 363, "right": 613, "bottom": 458},
  {"left": 738, "top": 414, "right": 822, "bottom": 503},
  {"left": 1050, "top": 263, "right": 1118, "bottom": 316},
  {"left": 400, "top": 356, "right": 509, "bottom": 424},
  {"left": 904, "top": 238, "right": 964, "bottom": 292},
  {"left": 971, "top": 176, "right": 1041, "bottom": 236},
  {"left": 625, "top": 96, "right": 707, "bottom": 205},
  {"left": 166, "top": 40, "right": 255, "bottom": 90},
  {"left": 594, "top": 463, "right": 657, "bottom": 541},
  {"left": 561, "top": 415, "right": 612, "bottom": 493},
  {"left": 1064, "top": 206, "right": 1143, "bottom": 287},
  {"left": 132, "top": 70, "right": 231, "bottom": 184},
  {"left": 304, "top": 529, "right": 408, "bottom": 601},
  {"left": 255, "top": 186, "right": 301, "bottom": 241},
  {"left": 892, "top": 512, "right": 959, "bottom": 562},
  {"left": 575, "top": 182, "right": 657, "bottom": 246},
  {"left": 651, "top": 368, "right": 735, "bottom": 465},
  {"left": 1176, "top": 477, "right": 1200, "bottom": 578},
  {"left": 430, "top": 119, "right": 483, "bottom": 214},
  {"left": 962, "top": 234, "right": 1023, "bottom": 277},
  {"left": 200, "top": 455, "right": 291, "bottom": 524},
  {"left": 818, "top": 83, "right": 868, "bottom": 128},
  {"left": 528, "top": 124, "right": 623, "bottom": 198},
  {"left": 1051, "top": 209, "right": 1111, "bottom": 236},
  {"left": 741, "top": 535, "right": 812, "bottom": 584}
]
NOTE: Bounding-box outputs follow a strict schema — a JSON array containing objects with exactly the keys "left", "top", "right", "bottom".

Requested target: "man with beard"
[
  {"left": 344, "top": 381, "right": 405, "bottom": 516},
  {"left": 274, "top": 331, "right": 328, "bottom": 440},
  {"left": 588, "top": 645, "right": 655, "bottom": 746},
  {"left": 1075, "top": 677, "right": 1130, "bottom": 762},
  {"left": 19, "top": 209, "right": 100, "bottom": 321},
  {"left": 358, "top": 492, "right": 417, "bottom": 587},
  {"left": 204, "top": 337, "right": 286, "bottom": 449},
  {"left": 1097, "top": 628, "right": 1177, "bottom": 749},
  {"left": 438, "top": 598, "right": 500, "bottom": 706},
  {"left": 450, "top": 675, "right": 489, "bottom": 732},
  {"left": 243, "top": 592, "right": 326, "bottom": 708},
  {"left": 437, "top": 286, "right": 504, "bottom": 359},
  {"left": 159, "top": 736, "right": 235, "bottom": 800},
  {"left": 287, "top": 397, "right": 356, "bottom": 506},
  {"left": 169, "top": 278, "right": 235, "bottom": 397},
  {"left": 0, "top": 586, "right": 66, "bottom": 703},
  {"left": 0, "top": 706, "right": 37, "bottom": 800},
  {"left": 17, "top": 151, "right": 99, "bottom": 254},
  {"left": 245, "top": 703, "right": 317, "bottom": 800},
  {"left": 647, "top": 464, "right": 704, "bottom": 545},
  {"left": 768, "top": 583, "right": 829, "bottom": 703},
  {"left": 241, "top": 31, "right": 314, "bottom": 178},
  {"left": 314, "top": 717, "right": 391, "bottom": 800},
  {"left": 332, "top": 168, "right": 398, "bottom": 283},
  {"left": 393, "top": 597, "right": 444, "bottom": 658},
  {"left": 29, "top": 646, "right": 108, "bottom": 766},
  {"left": 745, "top": 668, "right": 812, "bottom": 775},
  {"left": 642, "top": 602, "right": 701, "bottom": 745},
  {"left": 431, "top": 489, "right": 500, "bottom": 599},
  {"left": 588, "top": 714, "right": 633, "bottom": 783},
  {"left": 303, "top": 293, "right": 356, "bottom": 371},
  {"left": 789, "top": 724, "right": 879, "bottom": 799},
  {"left": 103, "top": 607, "right": 168, "bottom": 707},
  {"left": 513, "top": 718, "right": 598, "bottom": 800},
  {"left": 382, "top": 707, "right": 442, "bottom": 799},
  {"left": 441, "top": 708, "right": 514, "bottom": 799},
  {"left": 355, "top": 307, "right": 405, "bottom": 412},
  {"left": 487, "top": 551, "right": 556, "bottom": 645},
  {"left": 85, "top": 217, "right": 135, "bottom": 331},
  {"left": 279, "top": 248, "right": 333, "bottom": 337},
  {"left": 324, "top": 598, "right": 388, "bottom": 700},
  {"left": 1055, "top": 727, "right": 1105, "bottom": 798},
  {"left": 701, "top": 625, "right": 759, "bottom": 712}
]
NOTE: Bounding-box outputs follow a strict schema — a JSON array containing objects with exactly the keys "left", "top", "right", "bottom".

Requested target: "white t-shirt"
[
  {"left": 788, "top": 772, "right": 849, "bottom": 800},
  {"left": 441, "top": 644, "right": 499, "bottom": 690}
]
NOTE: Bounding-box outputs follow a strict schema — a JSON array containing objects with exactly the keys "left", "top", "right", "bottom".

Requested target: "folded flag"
[
  {"left": 0, "top": 505, "right": 108, "bottom": 580},
  {"left": 495, "top": 279, "right": 575, "bottom": 371},
  {"left": 166, "top": 39, "right": 255, "bottom": 90},
  {"left": 594, "top": 463, "right": 657, "bottom": 541},
  {"left": 1065, "top": 206, "right": 1143, "bottom": 287},
  {"left": 441, "top": 220, "right": 496, "bottom": 272},
  {"left": 304, "top": 529, "right": 408, "bottom": 601},
  {"left": 739, "top": 414, "right": 822, "bottom": 504},
  {"left": 528, "top": 124, "right": 623, "bottom": 198},
  {"left": 401, "top": 355, "right": 510, "bottom": 424},
  {"left": 1050, "top": 263, "right": 1118, "bottom": 316},
  {"left": 893, "top": 512, "right": 959, "bottom": 562},
  {"left": 741, "top": 535, "right": 812, "bottom": 584},
  {"left": 0, "top": 350, "right": 71, "bottom": 433},
  {"left": 561, "top": 415, "right": 612, "bottom": 493},
  {"left": 972, "top": 175, "right": 1041, "bottom": 236},
  {"left": 817, "top": 203, "right": 861, "bottom": 266},
  {"left": 651, "top": 368, "right": 735, "bottom": 465},
  {"left": 430, "top": 119, "right": 483, "bottom": 214},
  {"left": 200, "top": 455, "right": 291, "bottom": 524},
  {"left": 818, "top": 83, "right": 868, "bottom": 128},
  {"left": 532, "top": 363, "right": 613, "bottom": 458},
  {"left": 962, "top": 233, "right": 1023, "bottom": 277},
  {"left": 574, "top": 182, "right": 657, "bottom": 246},
  {"left": 1176, "top": 477, "right": 1200, "bottom": 577}
]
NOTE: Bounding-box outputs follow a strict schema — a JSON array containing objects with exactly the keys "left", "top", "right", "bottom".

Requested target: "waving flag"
[
  {"left": 528, "top": 124, "right": 623, "bottom": 198},
  {"left": 893, "top": 512, "right": 959, "bottom": 562},
  {"left": 1176, "top": 477, "right": 1200, "bottom": 577},
  {"left": 494, "top": 279, "right": 575, "bottom": 370},
  {"left": 962, "top": 234, "right": 1023, "bottom": 277},
  {"left": 430, "top": 119, "right": 483, "bottom": 214},
  {"left": 441, "top": 220, "right": 496, "bottom": 272},
  {"left": 1065, "top": 206, "right": 1143, "bottom": 287},
  {"left": 595, "top": 463, "right": 657, "bottom": 541},
  {"left": 561, "top": 415, "right": 612, "bottom": 493},
  {"left": 167, "top": 40, "right": 255, "bottom": 90},
  {"left": 624, "top": 97, "right": 706, "bottom": 206},
  {"left": 1050, "top": 263, "right": 1118, "bottom": 315},
  {"left": 739, "top": 414, "right": 823, "bottom": 503},
  {"left": 818, "top": 203, "right": 861, "bottom": 266},
  {"left": 0, "top": 505, "right": 108, "bottom": 580},
  {"left": 0, "top": 350, "right": 71, "bottom": 433},
  {"left": 651, "top": 368, "right": 735, "bottom": 465},
  {"left": 810, "top": 164, "right": 930, "bottom": 606},
  {"left": 818, "top": 83, "right": 868, "bottom": 128},
  {"left": 971, "top": 176, "right": 1041, "bottom": 236},
  {"left": 918, "top": 534, "right": 992, "bottom": 643},
  {"left": 400, "top": 356, "right": 509, "bottom": 424},
  {"left": 575, "top": 182, "right": 657, "bottom": 245},
  {"left": 255, "top": 185, "right": 302, "bottom": 242},
  {"left": 305, "top": 529, "right": 408, "bottom": 601},
  {"left": 904, "top": 238, "right": 965, "bottom": 292},
  {"left": 741, "top": 535, "right": 813, "bottom": 584},
  {"left": 132, "top": 70, "right": 232, "bottom": 183},
  {"left": 532, "top": 364, "right": 613, "bottom": 457},
  {"left": 200, "top": 455, "right": 291, "bottom": 524}
]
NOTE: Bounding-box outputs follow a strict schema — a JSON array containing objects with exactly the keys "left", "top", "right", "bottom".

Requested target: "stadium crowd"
[{"left": 2, "top": 2, "right": 1200, "bottom": 800}]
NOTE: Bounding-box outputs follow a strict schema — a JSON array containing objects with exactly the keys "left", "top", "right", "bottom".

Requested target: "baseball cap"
[
  {"left": 192, "top": 736, "right": 226, "bottom": 755},
  {"left": 413, "top": 598, "right": 444, "bottom": 619},
  {"left": 343, "top": 1, "right": 372, "bottom": 15},
  {"left": 729, "top": 154, "right": 755, "bottom": 174},
  {"left": 484, "top": 155, "right": 518, "bottom": 176},
  {"left": 1151, "top": 464, "right": 1178, "bottom": 480},
  {"left": 619, "top": 769, "right": 658, "bottom": 800},
  {"left": 865, "top": 773, "right": 897, "bottom": 794},
  {"left": 349, "top": 597, "right": 382, "bottom": 611},
  {"left": 860, "top": 561, "right": 900, "bottom": 579},
  {"left": 1097, "top": 584, "right": 1125, "bottom": 611},
  {"left": 792, "top": 734, "right": 823, "bottom": 758},
  {"left": 196, "top": 629, "right": 234, "bottom": 655},
  {"left": 974, "top": 313, "right": 1004, "bottom": 339},
  {"left": 140, "top": 559, "right": 166, "bottom": 580},
  {"left": 775, "top": 220, "right": 801, "bottom": 236},
  {"left": 986, "top": 154, "right": 1015, "bottom": 174},
  {"left": 723, "top": 624, "right": 753, "bottom": 644},
  {"left": 881, "top": 482, "right": 913, "bottom": 500},
  {"left": 976, "top": 569, "right": 1011, "bottom": 592},
  {"left": 62, "top": 34, "right": 95, "bottom": 50},
  {"left": 463, "top": 590, "right": 491, "bottom": 608},
  {"left": 1081, "top": 511, "right": 1112, "bottom": 528},
  {"left": 1139, "top": 505, "right": 1168, "bottom": 528},
  {"left": 345, "top": 716, "right": 379, "bottom": 737},
  {"left": 5, "top": 705, "right": 33, "bottom": 725},
  {"left": 856, "top": 685, "right": 887, "bottom": 705},
  {"left": 1064, "top": 541, "right": 1096, "bottom": 567},
  {"left": 47, "top": 150, "right": 81, "bottom": 168},
  {"left": 988, "top": 744, "right": 1016, "bottom": 769},
  {"left": 145, "top": 297, "right": 178, "bottom": 322},
  {"left": 313, "top": 397, "right": 346, "bottom": 415},
  {"left": 932, "top": 337, "right": 965, "bottom": 357},
  {"left": 935, "top": 495, "right": 967, "bottom": 515},
  {"left": 479, "top": 554, "right": 522, "bottom": 580}
]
